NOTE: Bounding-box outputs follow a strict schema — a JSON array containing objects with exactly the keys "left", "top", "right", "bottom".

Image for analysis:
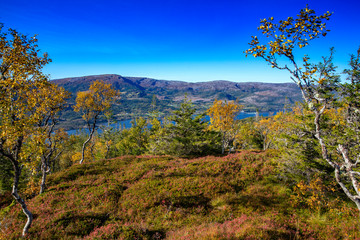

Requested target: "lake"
[{"left": 67, "top": 111, "right": 276, "bottom": 135}]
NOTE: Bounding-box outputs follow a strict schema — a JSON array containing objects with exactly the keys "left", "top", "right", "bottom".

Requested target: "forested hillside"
[{"left": 52, "top": 74, "right": 302, "bottom": 130}]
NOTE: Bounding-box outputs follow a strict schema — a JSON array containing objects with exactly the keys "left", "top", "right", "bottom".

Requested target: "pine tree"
[{"left": 153, "top": 97, "right": 220, "bottom": 157}]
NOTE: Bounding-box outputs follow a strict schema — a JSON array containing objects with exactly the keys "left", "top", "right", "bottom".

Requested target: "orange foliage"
[
  {"left": 207, "top": 99, "right": 242, "bottom": 133},
  {"left": 74, "top": 80, "right": 120, "bottom": 122}
]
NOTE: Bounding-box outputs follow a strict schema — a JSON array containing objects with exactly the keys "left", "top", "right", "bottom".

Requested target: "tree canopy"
[
  {"left": 246, "top": 6, "right": 360, "bottom": 213},
  {"left": 74, "top": 80, "right": 120, "bottom": 164},
  {"left": 0, "top": 24, "right": 68, "bottom": 236}
]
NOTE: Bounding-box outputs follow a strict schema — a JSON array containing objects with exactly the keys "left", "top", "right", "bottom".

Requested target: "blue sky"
[{"left": 2, "top": 0, "right": 360, "bottom": 82}]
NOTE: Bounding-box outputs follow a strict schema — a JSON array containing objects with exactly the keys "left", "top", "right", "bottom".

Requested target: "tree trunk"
[
  {"left": 39, "top": 133, "right": 63, "bottom": 195},
  {"left": 11, "top": 160, "right": 33, "bottom": 237},
  {"left": 221, "top": 131, "right": 225, "bottom": 154},
  {"left": 263, "top": 138, "right": 271, "bottom": 151},
  {"left": 334, "top": 168, "right": 360, "bottom": 212},
  {"left": 105, "top": 141, "right": 110, "bottom": 159},
  {"left": 312, "top": 107, "right": 360, "bottom": 213},
  {"left": 1, "top": 137, "right": 34, "bottom": 236},
  {"left": 80, "top": 123, "right": 96, "bottom": 164},
  {"left": 39, "top": 160, "right": 47, "bottom": 194}
]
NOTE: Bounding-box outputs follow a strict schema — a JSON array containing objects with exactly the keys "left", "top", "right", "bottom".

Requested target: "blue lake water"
[{"left": 67, "top": 111, "right": 275, "bottom": 135}]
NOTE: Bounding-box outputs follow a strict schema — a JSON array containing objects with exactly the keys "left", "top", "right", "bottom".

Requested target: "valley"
[{"left": 52, "top": 74, "right": 301, "bottom": 130}]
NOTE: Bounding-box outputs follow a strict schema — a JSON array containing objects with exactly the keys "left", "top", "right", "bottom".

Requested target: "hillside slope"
[
  {"left": 1, "top": 152, "right": 358, "bottom": 239},
  {"left": 52, "top": 74, "right": 302, "bottom": 130},
  {"left": 53, "top": 74, "right": 300, "bottom": 104}
]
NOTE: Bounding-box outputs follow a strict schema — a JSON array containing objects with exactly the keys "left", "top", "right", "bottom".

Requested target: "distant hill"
[{"left": 52, "top": 74, "right": 302, "bottom": 130}]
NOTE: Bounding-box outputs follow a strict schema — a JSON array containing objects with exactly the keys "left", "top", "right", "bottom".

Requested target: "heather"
[{"left": 1, "top": 150, "right": 359, "bottom": 239}]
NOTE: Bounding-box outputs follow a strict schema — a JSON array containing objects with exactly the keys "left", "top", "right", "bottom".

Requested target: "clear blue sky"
[{"left": 2, "top": 0, "right": 360, "bottom": 82}]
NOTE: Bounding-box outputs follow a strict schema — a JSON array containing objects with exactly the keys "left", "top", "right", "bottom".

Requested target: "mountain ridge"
[
  {"left": 52, "top": 74, "right": 297, "bottom": 92},
  {"left": 52, "top": 74, "right": 300, "bottom": 103},
  {"left": 51, "top": 74, "right": 302, "bottom": 130}
]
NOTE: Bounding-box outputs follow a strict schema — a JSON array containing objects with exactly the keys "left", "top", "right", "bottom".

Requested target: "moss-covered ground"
[{"left": 1, "top": 150, "right": 359, "bottom": 239}]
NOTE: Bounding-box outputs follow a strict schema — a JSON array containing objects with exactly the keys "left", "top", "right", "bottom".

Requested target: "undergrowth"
[{"left": 0, "top": 150, "right": 359, "bottom": 239}]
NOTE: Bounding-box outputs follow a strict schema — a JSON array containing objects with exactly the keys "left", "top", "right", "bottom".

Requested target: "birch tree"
[
  {"left": 0, "top": 24, "right": 66, "bottom": 236},
  {"left": 74, "top": 80, "right": 119, "bottom": 164},
  {"left": 207, "top": 99, "right": 242, "bottom": 154},
  {"left": 246, "top": 6, "right": 360, "bottom": 212}
]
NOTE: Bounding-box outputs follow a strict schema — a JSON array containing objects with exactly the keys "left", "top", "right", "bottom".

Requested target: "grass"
[{"left": 1, "top": 150, "right": 359, "bottom": 239}]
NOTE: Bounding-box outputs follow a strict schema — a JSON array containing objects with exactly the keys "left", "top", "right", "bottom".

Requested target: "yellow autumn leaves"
[
  {"left": 245, "top": 6, "right": 332, "bottom": 63},
  {"left": 74, "top": 80, "right": 120, "bottom": 122},
  {"left": 207, "top": 99, "right": 243, "bottom": 133}
]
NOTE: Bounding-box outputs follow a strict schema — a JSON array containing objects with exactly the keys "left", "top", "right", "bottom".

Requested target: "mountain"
[{"left": 52, "top": 74, "right": 302, "bottom": 130}]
